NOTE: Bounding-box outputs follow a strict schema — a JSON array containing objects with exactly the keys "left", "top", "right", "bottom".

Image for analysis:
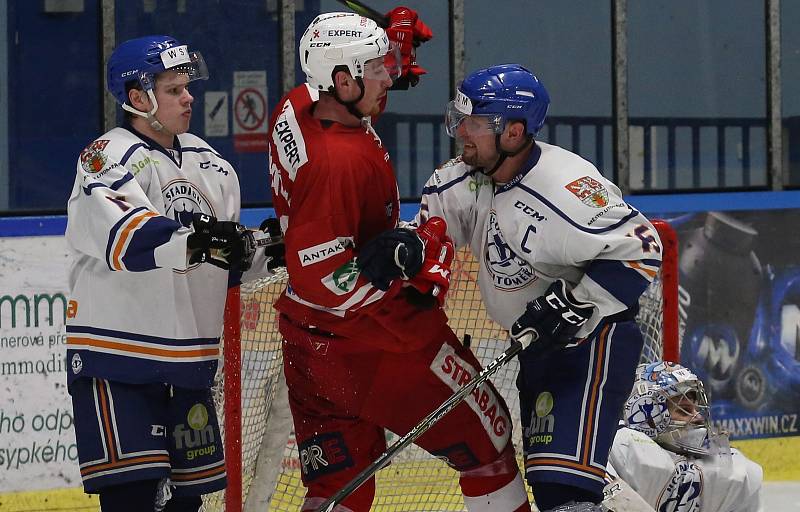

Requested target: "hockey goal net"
[{"left": 202, "top": 219, "right": 679, "bottom": 511}]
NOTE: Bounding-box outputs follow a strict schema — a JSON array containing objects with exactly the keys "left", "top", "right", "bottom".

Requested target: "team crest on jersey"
[
  {"left": 565, "top": 176, "right": 609, "bottom": 208},
  {"left": 162, "top": 178, "right": 214, "bottom": 227},
  {"left": 656, "top": 460, "right": 703, "bottom": 511},
  {"left": 484, "top": 210, "right": 536, "bottom": 291},
  {"left": 80, "top": 139, "right": 110, "bottom": 173}
]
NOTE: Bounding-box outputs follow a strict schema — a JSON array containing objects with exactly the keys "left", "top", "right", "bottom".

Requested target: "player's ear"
[
  {"left": 128, "top": 87, "right": 149, "bottom": 110},
  {"left": 503, "top": 120, "right": 527, "bottom": 146},
  {"left": 331, "top": 67, "right": 358, "bottom": 100}
]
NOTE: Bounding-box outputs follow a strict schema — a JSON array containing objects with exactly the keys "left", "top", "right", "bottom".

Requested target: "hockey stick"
[
  {"left": 250, "top": 228, "right": 284, "bottom": 249},
  {"left": 315, "top": 337, "right": 525, "bottom": 512},
  {"left": 602, "top": 477, "right": 656, "bottom": 512},
  {"left": 334, "top": 0, "right": 428, "bottom": 46},
  {"left": 335, "top": 0, "right": 389, "bottom": 27}
]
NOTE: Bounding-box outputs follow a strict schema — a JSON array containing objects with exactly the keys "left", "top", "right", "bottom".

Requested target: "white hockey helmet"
[
  {"left": 623, "top": 361, "right": 727, "bottom": 457},
  {"left": 299, "top": 12, "right": 399, "bottom": 91}
]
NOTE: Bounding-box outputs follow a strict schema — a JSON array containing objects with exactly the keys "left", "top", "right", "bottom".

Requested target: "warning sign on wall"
[
  {"left": 233, "top": 71, "right": 269, "bottom": 153},
  {"left": 204, "top": 91, "right": 229, "bottom": 137}
]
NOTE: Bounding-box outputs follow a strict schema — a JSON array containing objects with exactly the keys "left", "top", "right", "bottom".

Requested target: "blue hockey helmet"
[
  {"left": 106, "top": 35, "right": 208, "bottom": 117},
  {"left": 446, "top": 64, "right": 550, "bottom": 138}
]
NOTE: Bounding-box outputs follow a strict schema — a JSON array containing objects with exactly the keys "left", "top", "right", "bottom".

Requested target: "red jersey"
[{"left": 267, "top": 85, "right": 447, "bottom": 351}]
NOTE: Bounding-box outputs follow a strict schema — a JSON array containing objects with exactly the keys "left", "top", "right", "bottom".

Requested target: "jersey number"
[
  {"left": 659, "top": 481, "right": 700, "bottom": 511},
  {"left": 631, "top": 225, "right": 661, "bottom": 254}
]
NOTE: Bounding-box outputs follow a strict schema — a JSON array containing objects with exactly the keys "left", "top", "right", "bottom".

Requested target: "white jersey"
[
  {"left": 65, "top": 125, "right": 270, "bottom": 389},
  {"left": 608, "top": 427, "right": 763, "bottom": 512},
  {"left": 418, "top": 142, "right": 662, "bottom": 336}
]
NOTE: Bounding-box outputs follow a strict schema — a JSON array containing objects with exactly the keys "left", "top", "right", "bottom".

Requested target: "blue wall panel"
[
  {"left": 5, "top": 1, "right": 320, "bottom": 211},
  {"left": 8, "top": 1, "right": 102, "bottom": 210}
]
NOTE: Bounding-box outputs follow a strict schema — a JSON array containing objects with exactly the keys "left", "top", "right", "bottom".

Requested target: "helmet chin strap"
[
  {"left": 332, "top": 77, "right": 367, "bottom": 120},
  {"left": 122, "top": 89, "right": 164, "bottom": 131},
  {"left": 482, "top": 133, "right": 533, "bottom": 176}
]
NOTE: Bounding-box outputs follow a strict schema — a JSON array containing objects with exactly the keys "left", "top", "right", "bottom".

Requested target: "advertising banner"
[
  {"left": 0, "top": 236, "right": 79, "bottom": 491},
  {"left": 654, "top": 209, "right": 800, "bottom": 441}
]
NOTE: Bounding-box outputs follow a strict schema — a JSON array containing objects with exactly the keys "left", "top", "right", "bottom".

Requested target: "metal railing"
[{"left": 381, "top": 113, "right": 781, "bottom": 198}]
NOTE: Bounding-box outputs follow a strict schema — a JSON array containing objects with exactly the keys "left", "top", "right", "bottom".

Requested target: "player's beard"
[{"left": 461, "top": 143, "right": 480, "bottom": 166}]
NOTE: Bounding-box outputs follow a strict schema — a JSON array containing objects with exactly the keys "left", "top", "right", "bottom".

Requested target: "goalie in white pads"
[
  {"left": 416, "top": 64, "right": 663, "bottom": 511},
  {"left": 608, "top": 361, "right": 763, "bottom": 511}
]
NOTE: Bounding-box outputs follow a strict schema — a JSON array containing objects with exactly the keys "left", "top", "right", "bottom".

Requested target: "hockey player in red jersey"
[{"left": 267, "top": 11, "right": 530, "bottom": 512}]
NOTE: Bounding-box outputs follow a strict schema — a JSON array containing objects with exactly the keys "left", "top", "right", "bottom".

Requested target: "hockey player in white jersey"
[
  {"left": 608, "top": 361, "right": 763, "bottom": 511},
  {"left": 417, "top": 64, "right": 663, "bottom": 511},
  {"left": 65, "top": 35, "right": 283, "bottom": 512}
]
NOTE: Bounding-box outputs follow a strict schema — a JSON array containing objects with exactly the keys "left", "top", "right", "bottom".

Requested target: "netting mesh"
[
  {"left": 636, "top": 267, "right": 665, "bottom": 365},
  {"left": 203, "top": 269, "right": 289, "bottom": 511},
  {"left": 205, "top": 245, "right": 669, "bottom": 511}
]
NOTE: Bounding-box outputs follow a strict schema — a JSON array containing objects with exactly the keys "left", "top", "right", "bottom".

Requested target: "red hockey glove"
[
  {"left": 385, "top": 6, "right": 433, "bottom": 89},
  {"left": 407, "top": 217, "right": 455, "bottom": 307}
]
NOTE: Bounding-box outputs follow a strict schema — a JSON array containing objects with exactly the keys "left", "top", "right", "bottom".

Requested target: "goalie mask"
[{"left": 623, "top": 361, "right": 728, "bottom": 457}]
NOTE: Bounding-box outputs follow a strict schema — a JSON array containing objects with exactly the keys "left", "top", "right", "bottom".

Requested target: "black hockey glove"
[
  {"left": 356, "top": 228, "right": 424, "bottom": 291},
  {"left": 258, "top": 217, "right": 286, "bottom": 271},
  {"left": 510, "top": 279, "right": 594, "bottom": 357},
  {"left": 187, "top": 213, "right": 255, "bottom": 271}
]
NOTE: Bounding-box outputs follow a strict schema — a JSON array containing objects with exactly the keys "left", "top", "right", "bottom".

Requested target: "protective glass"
[
  {"left": 139, "top": 50, "right": 209, "bottom": 92},
  {"left": 364, "top": 42, "right": 401, "bottom": 83},
  {"left": 445, "top": 101, "right": 503, "bottom": 138},
  {"left": 169, "top": 50, "right": 209, "bottom": 83}
]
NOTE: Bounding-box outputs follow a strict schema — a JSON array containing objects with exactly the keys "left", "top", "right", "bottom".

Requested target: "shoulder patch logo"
[
  {"left": 80, "top": 139, "right": 110, "bottom": 173},
  {"left": 565, "top": 176, "right": 609, "bottom": 208}
]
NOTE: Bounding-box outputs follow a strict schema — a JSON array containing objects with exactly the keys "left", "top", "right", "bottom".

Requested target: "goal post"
[
  {"left": 222, "top": 285, "right": 242, "bottom": 512},
  {"left": 204, "top": 219, "right": 680, "bottom": 512},
  {"left": 652, "top": 219, "right": 679, "bottom": 363}
]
